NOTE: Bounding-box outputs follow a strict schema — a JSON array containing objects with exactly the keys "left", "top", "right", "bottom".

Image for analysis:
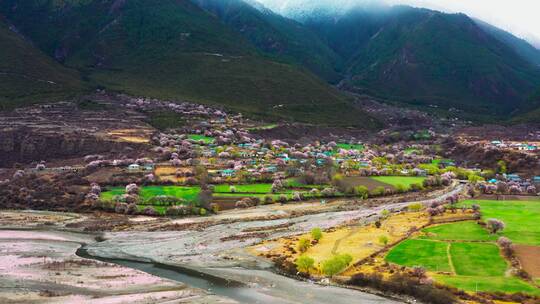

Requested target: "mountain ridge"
[{"left": 0, "top": 0, "right": 539, "bottom": 124}]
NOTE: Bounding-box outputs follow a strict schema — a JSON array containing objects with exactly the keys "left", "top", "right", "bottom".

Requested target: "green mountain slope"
[
  {"left": 192, "top": 0, "right": 342, "bottom": 82},
  {"left": 475, "top": 20, "right": 540, "bottom": 67},
  {"left": 0, "top": 0, "right": 376, "bottom": 127},
  {"left": 303, "top": 6, "right": 540, "bottom": 119},
  {"left": 511, "top": 88, "right": 540, "bottom": 123},
  {"left": 0, "top": 19, "right": 85, "bottom": 110}
]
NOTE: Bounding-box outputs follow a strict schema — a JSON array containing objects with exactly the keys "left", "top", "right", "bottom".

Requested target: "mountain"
[
  {"left": 511, "top": 88, "right": 540, "bottom": 123},
  {"left": 0, "top": 18, "right": 85, "bottom": 110},
  {"left": 193, "top": 0, "right": 342, "bottom": 82},
  {"left": 1, "top": 0, "right": 539, "bottom": 124},
  {"left": 476, "top": 20, "right": 540, "bottom": 67},
  {"left": 0, "top": 0, "right": 377, "bottom": 127},
  {"left": 302, "top": 6, "right": 540, "bottom": 118}
]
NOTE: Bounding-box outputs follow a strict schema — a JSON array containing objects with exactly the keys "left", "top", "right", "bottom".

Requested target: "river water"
[
  {"left": 77, "top": 247, "right": 283, "bottom": 304},
  {"left": 77, "top": 246, "right": 401, "bottom": 304}
]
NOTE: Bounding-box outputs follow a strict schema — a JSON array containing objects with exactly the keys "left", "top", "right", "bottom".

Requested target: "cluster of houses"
[{"left": 490, "top": 140, "right": 538, "bottom": 152}]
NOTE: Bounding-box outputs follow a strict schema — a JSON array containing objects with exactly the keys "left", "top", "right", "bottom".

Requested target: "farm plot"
[
  {"left": 101, "top": 186, "right": 201, "bottom": 204},
  {"left": 386, "top": 217, "right": 540, "bottom": 296},
  {"left": 419, "top": 221, "right": 497, "bottom": 242},
  {"left": 188, "top": 134, "right": 215, "bottom": 144},
  {"left": 339, "top": 176, "right": 393, "bottom": 191},
  {"left": 385, "top": 239, "right": 452, "bottom": 272},
  {"left": 336, "top": 143, "right": 364, "bottom": 151},
  {"left": 514, "top": 245, "right": 540, "bottom": 279},
  {"left": 450, "top": 242, "right": 507, "bottom": 276},
  {"left": 213, "top": 184, "right": 273, "bottom": 194},
  {"left": 458, "top": 199, "right": 540, "bottom": 245},
  {"left": 370, "top": 176, "right": 426, "bottom": 190}
]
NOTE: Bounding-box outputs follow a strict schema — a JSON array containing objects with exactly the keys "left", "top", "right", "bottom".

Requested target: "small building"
[
  {"left": 506, "top": 174, "right": 521, "bottom": 182},
  {"left": 143, "top": 164, "right": 155, "bottom": 171},
  {"left": 128, "top": 164, "right": 141, "bottom": 171},
  {"left": 221, "top": 169, "right": 236, "bottom": 177}
]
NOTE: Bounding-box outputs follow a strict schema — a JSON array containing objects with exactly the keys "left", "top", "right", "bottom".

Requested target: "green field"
[
  {"left": 336, "top": 143, "right": 364, "bottom": 151},
  {"left": 101, "top": 186, "right": 201, "bottom": 203},
  {"left": 434, "top": 275, "right": 540, "bottom": 295},
  {"left": 385, "top": 239, "right": 451, "bottom": 272},
  {"left": 213, "top": 184, "right": 272, "bottom": 194},
  {"left": 188, "top": 134, "right": 215, "bottom": 144},
  {"left": 386, "top": 206, "right": 540, "bottom": 296},
  {"left": 458, "top": 200, "right": 540, "bottom": 245},
  {"left": 420, "top": 221, "right": 497, "bottom": 242},
  {"left": 370, "top": 176, "right": 426, "bottom": 190},
  {"left": 404, "top": 148, "right": 421, "bottom": 155},
  {"left": 450, "top": 242, "right": 507, "bottom": 276}
]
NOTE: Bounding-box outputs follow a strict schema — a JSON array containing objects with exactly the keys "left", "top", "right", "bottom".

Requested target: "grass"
[
  {"left": 450, "top": 242, "right": 508, "bottom": 276},
  {"left": 419, "top": 221, "right": 497, "bottom": 242},
  {"left": 285, "top": 178, "right": 325, "bottom": 189},
  {"left": 188, "top": 134, "right": 215, "bottom": 144},
  {"left": 458, "top": 200, "right": 540, "bottom": 245},
  {"left": 385, "top": 239, "right": 452, "bottom": 272},
  {"left": 386, "top": 202, "right": 540, "bottom": 296},
  {"left": 370, "top": 176, "right": 426, "bottom": 190},
  {"left": 0, "top": 20, "right": 86, "bottom": 111},
  {"left": 213, "top": 184, "right": 272, "bottom": 194},
  {"left": 101, "top": 186, "right": 201, "bottom": 203},
  {"left": 336, "top": 143, "right": 364, "bottom": 151},
  {"left": 434, "top": 275, "right": 540, "bottom": 296}
]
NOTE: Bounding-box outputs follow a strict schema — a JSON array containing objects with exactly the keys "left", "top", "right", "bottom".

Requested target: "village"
[{"left": 0, "top": 94, "right": 539, "bottom": 304}]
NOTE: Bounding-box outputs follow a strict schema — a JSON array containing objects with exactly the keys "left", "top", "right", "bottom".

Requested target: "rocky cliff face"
[{"left": 0, "top": 128, "right": 135, "bottom": 166}]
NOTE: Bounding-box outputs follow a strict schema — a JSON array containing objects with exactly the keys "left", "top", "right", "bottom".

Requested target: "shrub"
[
  {"left": 497, "top": 236, "right": 514, "bottom": 257},
  {"left": 322, "top": 253, "right": 353, "bottom": 276},
  {"left": 411, "top": 266, "right": 426, "bottom": 278},
  {"left": 408, "top": 203, "right": 423, "bottom": 212},
  {"left": 487, "top": 219, "right": 505, "bottom": 234},
  {"left": 321, "top": 187, "right": 336, "bottom": 197},
  {"left": 126, "top": 203, "right": 138, "bottom": 215},
  {"left": 264, "top": 195, "right": 274, "bottom": 204},
  {"left": 371, "top": 186, "right": 386, "bottom": 196},
  {"left": 114, "top": 202, "right": 128, "bottom": 214},
  {"left": 125, "top": 183, "right": 139, "bottom": 195},
  {"left": 199, "top": 208, "right": 207, "bottom": 216},
  {"left": 410, "top": 183, "right": 424, "bottom": 192},
  {"left": 142, "top": 206, "right": 158, "bottom": 216},
  {"left": 355, "top": 186, "right": 369, "bottom": 199},
  {"left": 379, "top": 235, "right": 389, "bottom": 246},
  {"left": 295, "top": 255, "right": 315, "bottom": 273},
  {"left": 278, "top": 194, "right": 288, "bottom": 203},
  {"left": 381, "top": 209, "right": 390, "bottom": 218},
  {"left": 311, "top": 228, "right": 323, "bottom": 241},
  {"left": 165, "top": 205, "right": 192, "bottom": 216},
  {"left": 292, "top": 192, "right": 303, "bottom": 201},
  {"left": 297, "top": 238, "right": 311, "bottom": 253},
  {"left": 349, "top": 273, "right": 455, "bottom": 304},
  {"left": 395, "top": 184, "right": 407, "bottom": 193}
]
